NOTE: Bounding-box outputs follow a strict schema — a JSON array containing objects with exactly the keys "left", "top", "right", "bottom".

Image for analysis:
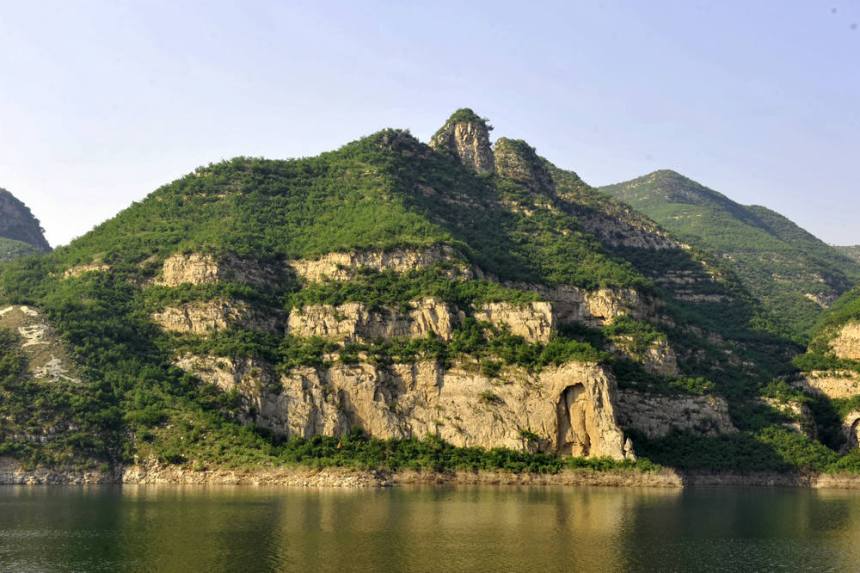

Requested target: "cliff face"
[
  {"left": 176, "top": 354, "right": 633, "bottom": 459},
  {"left": 0, "top": 189, "right": 50, "bottom": 255}
]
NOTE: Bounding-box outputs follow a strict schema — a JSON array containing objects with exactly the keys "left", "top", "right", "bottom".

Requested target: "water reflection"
[{"left": 0, "top": 485, "right": 858, "bottom": 572}]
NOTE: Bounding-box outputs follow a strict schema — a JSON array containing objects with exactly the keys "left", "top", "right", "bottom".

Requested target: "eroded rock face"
[
  {"left": 493, "top": 138, "right": 554, "bottom": 193},
  {"left": 179, "top": 355, "right": 632, "bottom": 460},
  {"left": 289, "top": 246, "right": 471, "bottom": 283},
  {"left": 430, "top": 111, "right": 495, "bottom": 175},
  {"left": 152, "top": 299, "right": 280, "bottom": 335},
  {"left": 584, "top": 289, "right": 646, "bottom": 325},
  {"left": 155, "top": 253, "right": 280, "bottom": 287},
  {"left": 615, "top": 390, "right": 736, "bottom": 438},
  {"left": 474, "top": 302, "right": 555, "bottom": 343},
  {"left": 0, "top": 306, "right": 79, "bottom": 383},
  {"left": 797, "top": 371, "right": 860, "bottom": 399},
  {"left": 287, "top": 298, "right": 457, "bottom": 342},
  {"left": 63, "top": 263, "right": 110, "bottom": 278},
  {"left": 830, "top": 322, "right": 860, "bottom": 361},
  {"left": 611, "top": 337, "right": 679, "bottom": 377}
]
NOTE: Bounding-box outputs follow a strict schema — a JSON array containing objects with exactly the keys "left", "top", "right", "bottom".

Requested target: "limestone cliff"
[
  {"left": 615, "top": 390, "right": 735, "bottom": 438},
  {"left": 152, "top": 299, "right": 281, "bottom": 335},
  {"left": 429, "top": 109, "right": 495, "bottom": 175},
  {"left": 176, "top": 355, "right": 634, "bottom": 460},
  {"left": 287, "top": 299, "right": 457, "bottom": 342},
  {"left": 830, "top": 322, "right": 860, "bottom": 361},
  {"left": 289, "top": 246, "right": 473, "bottom": 283}
]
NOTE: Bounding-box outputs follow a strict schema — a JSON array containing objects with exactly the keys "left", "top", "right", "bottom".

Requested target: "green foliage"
[
  {"left": 635, "top": 428, "right": 840, "bottom": 473},
  {"left": 274, "top": 430, "right": 657, "bottom": 474}
]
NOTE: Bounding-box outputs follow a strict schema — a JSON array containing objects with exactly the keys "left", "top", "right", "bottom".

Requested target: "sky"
[{"left": 1, "top": 0, "right": 858, "bottom": 247}]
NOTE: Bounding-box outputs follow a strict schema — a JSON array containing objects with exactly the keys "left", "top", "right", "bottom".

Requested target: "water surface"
[{"left": 1, "top": 485, "right": 858, "bottom": 572}]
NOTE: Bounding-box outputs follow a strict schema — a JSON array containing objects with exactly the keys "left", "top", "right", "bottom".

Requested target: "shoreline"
[{"left": 4, "top": 458, "right": 860, "bottom": 489}]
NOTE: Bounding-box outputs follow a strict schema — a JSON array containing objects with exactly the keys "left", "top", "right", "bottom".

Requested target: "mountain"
[
  {"left": 836, "top": 245, "right": 860, "bottom": 264},
  {"left": 0, "top": 188, "right": 50, "bottom": 260},
  {"left": 600, "top": 170, "right": 860, "bottom": 341},
  {"left": 0, "top": 109, "right": 852, "bottom": 481}
]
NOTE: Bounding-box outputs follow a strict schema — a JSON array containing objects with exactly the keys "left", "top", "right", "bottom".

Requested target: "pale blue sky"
[{"left": 1, "top": 1, "right": 858, "bottom": 246}]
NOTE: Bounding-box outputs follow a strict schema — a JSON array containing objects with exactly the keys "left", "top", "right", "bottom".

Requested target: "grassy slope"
[{"left": 600, "top": 170, "right": 860, "bottom": 342}]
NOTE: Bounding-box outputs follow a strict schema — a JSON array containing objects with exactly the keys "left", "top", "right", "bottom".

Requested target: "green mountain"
[
  {"left": 600, "top": 170, "right": 860, "bottom": 341},
  {"left": 0, "top": 188, "right": 50, "bottom": 257},
  {"left": 0, "top": 110, "right": 853, "bottom": 480}
]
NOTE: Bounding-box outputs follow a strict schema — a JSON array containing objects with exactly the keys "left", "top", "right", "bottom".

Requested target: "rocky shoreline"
[{"left": 3, "top": 458, "right": 860, "bottom": 489}]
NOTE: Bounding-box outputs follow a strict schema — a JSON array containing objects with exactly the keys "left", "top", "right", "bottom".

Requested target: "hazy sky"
[{"left": 1, "top": 1, "right": 858, "bottom": 246}]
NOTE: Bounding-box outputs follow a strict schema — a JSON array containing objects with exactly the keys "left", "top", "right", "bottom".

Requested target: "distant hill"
[
  {"left": 600, "top": 170, "right": 860, "bottom": 341},
  {"left": 0, "top": 188, "right": 50, "bottom": 257}
]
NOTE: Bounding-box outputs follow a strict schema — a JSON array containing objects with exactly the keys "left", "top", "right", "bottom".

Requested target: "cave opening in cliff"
[{"left": 556, "top": 384, "right": 594, "bottom": 457}]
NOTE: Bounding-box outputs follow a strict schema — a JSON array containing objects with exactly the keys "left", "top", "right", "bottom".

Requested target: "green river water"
[{"left": 0, "top": 485, "right": 858, "bottom": 572}]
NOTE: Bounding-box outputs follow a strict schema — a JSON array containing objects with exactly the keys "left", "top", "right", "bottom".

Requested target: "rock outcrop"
[
  {"left": 155, "top": 252, "right": 279, "bottom": 287},
  {"left": 474, "top": 302, "right": 555, "bottom": 343},
  {"left": 615, "top": 390, "right": 736, "bottom": 438},
  {"left": 177, "top": 356, "right": 633, "bottom": 460},
  {"left": 830, "top": 322, "right": 860, "bottom": 361},
  {"left": 63, "top": 262, "right": 111, "bottom": 278},
  {"left": 494, "top": 138, "right": 554, "bottom": 193},
  {"left": 287, "top": 298, "right": 457, "bottom": 342},
  {"left": 289, "top": 245, "right": 472, "bottom": 283},
  {"left": 797, "top": 371, "right": 860, "bottom": 399},
  {"left": 152, "top": 299, "right": 280, "bottom": 335},
  {"left": 509, "top": 284, "right": 652, "bottom": 327},
  {"left": 0, "top": 305, "right": 79, "bottom": 383},
  {"left": 611, "top": 336, "right": 680, "bottom": 377},
  {"left": 429, "top": 109, "right": 495, "bottom": 175}
]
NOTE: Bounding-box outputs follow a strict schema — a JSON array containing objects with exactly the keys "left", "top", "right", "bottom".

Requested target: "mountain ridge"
[{"left": 0, "top": 109, "right": 856, "bottom": 478}]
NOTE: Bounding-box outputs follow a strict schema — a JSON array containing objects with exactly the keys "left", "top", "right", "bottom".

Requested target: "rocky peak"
[
  {"left": 493, "top": 138, "right": 555, "bottom": 194},
  {"left": 429, "top": 108, "right": 495, "bottom": 175},
  {"left": 0, "top": 188, "right": 50, "bottom": 251}
]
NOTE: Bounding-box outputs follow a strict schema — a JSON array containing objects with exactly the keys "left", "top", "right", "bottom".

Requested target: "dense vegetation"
[{"left": 600, "top": 170, "right": 860, "bottom": 341}]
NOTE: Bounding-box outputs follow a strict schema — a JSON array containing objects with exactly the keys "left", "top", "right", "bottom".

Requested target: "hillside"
[
  {"left": 0, "top": 188, "right": 50, "bottom": 256},
  {"left": 0, "top": 109, "right": 854, "bottom": 479},
  {"left": 836, "top": 245, "right": 860, "bottom": 264},
  {"left": 600, "top": 170, "right": 860, "bottom": 341}
]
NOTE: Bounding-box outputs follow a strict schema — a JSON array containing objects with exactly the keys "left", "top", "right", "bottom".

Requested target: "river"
[{"left": 1, "top": 485, "right": 858, "bottom": 572}]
